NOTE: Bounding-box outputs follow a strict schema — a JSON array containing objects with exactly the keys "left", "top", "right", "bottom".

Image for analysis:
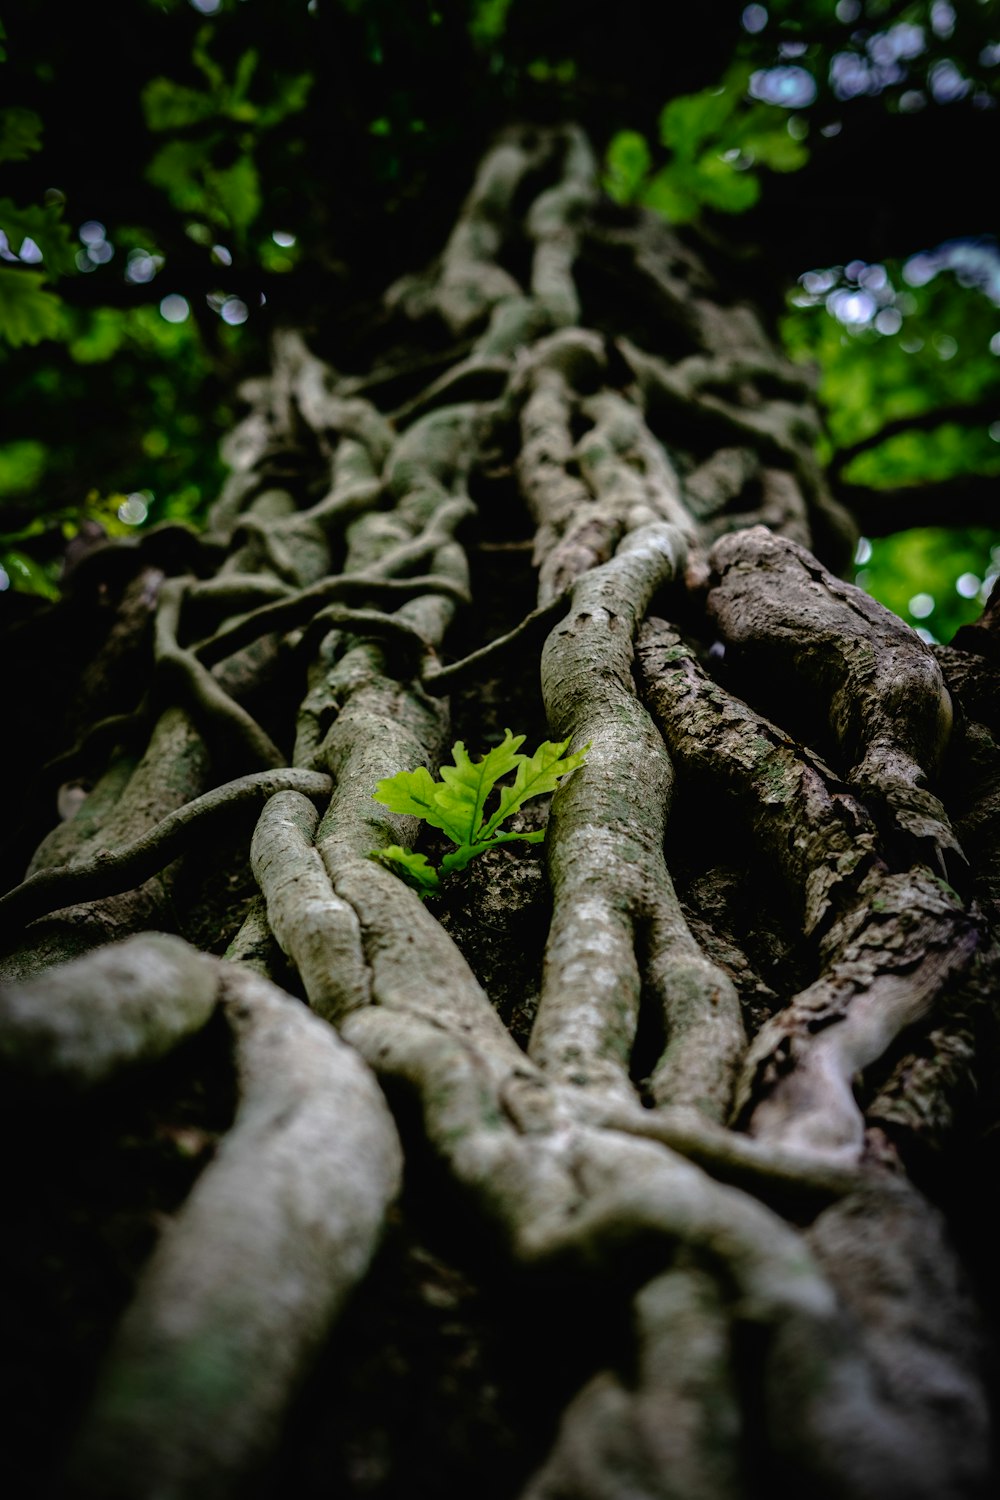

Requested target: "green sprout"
[{"left": 370, "top": 728, "right": 588, "bottom": 896}]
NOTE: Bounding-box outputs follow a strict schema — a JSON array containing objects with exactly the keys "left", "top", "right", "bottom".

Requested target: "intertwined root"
[{"left": 2, "top": 126, "right": 995, "bottom": 1498}]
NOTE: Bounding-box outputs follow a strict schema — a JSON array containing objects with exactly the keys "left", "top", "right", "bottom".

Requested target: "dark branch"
[{"left": 836, "top": 473, "right": 1000, "bottom": 537}]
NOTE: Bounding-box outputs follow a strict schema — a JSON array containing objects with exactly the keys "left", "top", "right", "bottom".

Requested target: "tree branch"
[
  {"left": 836, "top": 472, "right": 1000, "bottom": 536},
  {"left": 830, "top": 399, "right": 1000, "bottom": 478}
]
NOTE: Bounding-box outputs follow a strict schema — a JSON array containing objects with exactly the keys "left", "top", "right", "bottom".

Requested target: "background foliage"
[{"left": 1, "top": 0, "right": 997, "bottom": 639}]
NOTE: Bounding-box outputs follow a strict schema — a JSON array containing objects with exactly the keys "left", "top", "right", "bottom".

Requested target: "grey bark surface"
[{"left": 2, "top": 125, "right": 998, "bottom": 1500}]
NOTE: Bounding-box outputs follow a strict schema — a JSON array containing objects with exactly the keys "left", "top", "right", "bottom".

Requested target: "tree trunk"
[{"left": 2, "top": 125, "right": 998, "bottom": 1500}]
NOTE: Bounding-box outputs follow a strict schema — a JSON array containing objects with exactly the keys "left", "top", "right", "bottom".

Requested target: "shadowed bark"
[{"left": 2, "top": 125, "right": 997, "bottom": 1500}]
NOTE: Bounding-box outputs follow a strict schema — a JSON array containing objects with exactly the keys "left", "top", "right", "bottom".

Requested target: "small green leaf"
[
  {"left": 0, "top": 267, "right": 63, "bottom": 346},
  {"left": 369, "top": 845, "right": 441, "bottom": 896},
  {"left": 485, "top": 737, "right": 588, "bottom": 837},
  {"left": 436, "top": 729, "right": 527, "bottom": 844},
  {"left": 373, "top": 762, "right": 466, "bottom": 845},
  {"left": 372, "top": 733, "right": 587, "bottom": 894},
  {"left": 604, "top": 130, "right": 652, "bottom": 204}
]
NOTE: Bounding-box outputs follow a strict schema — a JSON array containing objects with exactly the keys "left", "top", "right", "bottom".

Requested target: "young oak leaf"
[
  {"left": 483, "top": 736, "right": 589, "bottom": 839},
  {"left": 435, "top": 729, "right": 527, "bottom": 844},
  {"left": 370, "top": 845, "right": 441, "bottom": 896},
  {"left": 439, "top": 828, "right": 545, "bottom": 877},
  {"left": 370, "top": 731, "right": 587, "bottom": 893},
  {"left": 371, "top": 763, "right": 468, "bottom": 846}
]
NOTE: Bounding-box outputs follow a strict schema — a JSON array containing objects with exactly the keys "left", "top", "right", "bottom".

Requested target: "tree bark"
[{"left": 2, "top": 125, "right": 998, "bottom": 1500}]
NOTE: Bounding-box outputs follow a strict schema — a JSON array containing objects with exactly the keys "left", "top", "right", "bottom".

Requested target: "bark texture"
[{"left": 2, "top": 126, "right": 998, "bottom": 1499}]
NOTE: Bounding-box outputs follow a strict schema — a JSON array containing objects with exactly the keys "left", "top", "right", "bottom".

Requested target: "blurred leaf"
[
  {"left": 0, "top": 439, "right": 47, "bottom": 495},
  {"left": 256, "top": 71, "right": 313, "bottom": 127},
  {"left": 604, "top": 130, "right": 652, "bottom": 204},
  {"left": 0, "top": 198, "right": 75, "bottom": 274},
  {"left": 610, "top": 62, "right": 808, "bottom": 224},
  {"left": 0, "top": 267, "right": 63, "bottom": 346},
  {"left": 143, "top": 78, "right": 218, "bottom": 132},
  {"left": 67, "top": 307, "right": 127, "bottom": 364},
  {"left": 0, "top": 106, "right": 43, "bottom": 163},
  {"left": 641, "top": 167, "right": 701, "bottom": 223},
  {"left": 469, "top": 0, "right": 514, "bottom": 46},
  {"left": 689, "top": 153, "right": 761, "bottom": 212},
  {"left": 0, "top": 547, "right": 59, "bottom": 597},
  {"left": 147, "top": 139, "right": 216, "bottom": 217},
  {"left": 738, "top": 118, "right": 808, "bottom": 172},
  {"left": 208, "top": 155, "right": 261, "bottom": 235},
  {"left": 192, "top": 24, "right": 225, "bottom": 92},
  {"left": 658, "top": 69, "right": 748, "bottom": 156}
]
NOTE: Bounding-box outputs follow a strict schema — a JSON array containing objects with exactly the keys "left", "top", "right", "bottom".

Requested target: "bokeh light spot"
[
  {"left": 750, "top": 66, "right": 817, "bottom": 108},
  {"left": 929, "top": 59, "right": 970, "bottom": 103},
  {"left": 220, "top": 297, "right": 249, "bottom": 325},
  {"left": 956, "top": 572, "right": 981, "bottom": 598},
  {"left": 126, "top": 250, "right": 157, "bottom": 285},
  {"left": 909, "top": 592, "right": 935, "bottom": 619},
  {"left": 742, "top": 4, "right": 767, "bottom": 34},
  {"left": 875, "top": 307, "right": 902, "bottom": 335},
  {"left": 160, "top": 294, "right": 190, "bottom": 323},
  {"left": 117, "top": 493, "right": 149, "bottom": 526}
]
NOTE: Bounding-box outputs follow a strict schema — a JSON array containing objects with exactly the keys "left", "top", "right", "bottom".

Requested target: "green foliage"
[
  {"left": 0, "top": 106, "right": 43, "bottom": 164},
  {"left": 370, "top": 730, "right": 588, "bottom": 896},
  {"left": 141, "top": 28, "right": 310, "bottom": 241},
  {"left": 0, "top": 484, "right": 143, "bottom": 598},
  {"left": 0, "top": 267, "right": 63, "bottom": 347},
  {"left": 855, "top": 529, "right": 999, "bottom": 644},
  {"left": 783, "top": 266, "right": 1000, "bottom": 463},
  {"left": 0, "top": 199, "right": 76, "bottom": 276},
  {"left": 604, "top": 65, "right": 808, "bottom": 224},
  {"left": 0, "top": 112, "right": 72, "bottom": 350},
  {"left": 782, "top": 256, "right": 1000, "bottom": 638}
]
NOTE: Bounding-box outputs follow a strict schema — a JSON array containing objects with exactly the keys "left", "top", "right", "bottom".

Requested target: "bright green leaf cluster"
[
  {"left": 370, "top": 730, "right": 588, "bottom": 896},
  {"left": 605, "top": 64, "right": 808, "bottom": 225},
  {"left": 142, "top": 29, "right": 310, "bottom": 241}
]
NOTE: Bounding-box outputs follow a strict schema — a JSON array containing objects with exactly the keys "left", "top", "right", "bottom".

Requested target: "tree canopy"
[{"left": 1, "top": 0, "right": 998, "bottom": 638}]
